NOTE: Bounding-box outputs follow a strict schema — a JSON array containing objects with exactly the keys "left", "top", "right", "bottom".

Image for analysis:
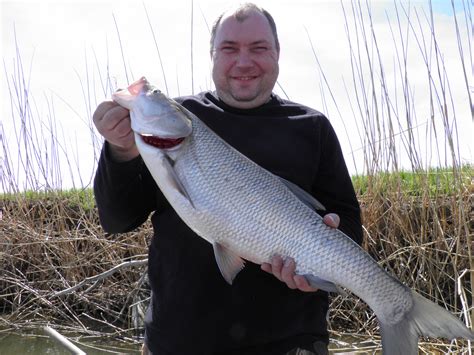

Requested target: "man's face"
[{"left": 211, "top": 11, "right": 280, "bottom": 109}]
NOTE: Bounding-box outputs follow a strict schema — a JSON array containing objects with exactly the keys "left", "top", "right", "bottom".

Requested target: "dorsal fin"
[{"left": 278, "top": 177, "right": 326, "bottom": 211}]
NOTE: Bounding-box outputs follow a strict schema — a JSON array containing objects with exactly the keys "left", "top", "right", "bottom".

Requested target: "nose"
[{"left": 235, "top": 49, "right": 253, "bottom": 68}]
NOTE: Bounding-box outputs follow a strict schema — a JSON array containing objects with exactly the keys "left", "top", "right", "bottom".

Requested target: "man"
[{"left": 93, "top": 3, "right": 362, "bottom": 355}]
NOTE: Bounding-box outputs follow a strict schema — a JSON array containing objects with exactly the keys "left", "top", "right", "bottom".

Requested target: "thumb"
[{"left": 323, "top": 213, "right": 340, "bottom": 228}]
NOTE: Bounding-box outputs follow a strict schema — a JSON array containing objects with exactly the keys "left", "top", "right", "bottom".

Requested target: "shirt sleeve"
[
  {"left": 93, "top": 142, "right": 167, "bottom": 233},
  {"left": 312, "top": 118, "right": 363, "bottom": 245}
]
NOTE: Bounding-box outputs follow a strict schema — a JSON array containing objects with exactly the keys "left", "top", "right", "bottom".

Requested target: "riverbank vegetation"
[
  {"left": 1, "top": 0, "right": 472, "bottom": 353},
  {"left": 1, "top": 167, "right": 472, "bottom": 352}
]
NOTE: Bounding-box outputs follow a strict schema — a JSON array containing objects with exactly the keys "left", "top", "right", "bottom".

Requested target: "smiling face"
[{"left": 211, "top": 10, "right": 280, "bottom": 109}]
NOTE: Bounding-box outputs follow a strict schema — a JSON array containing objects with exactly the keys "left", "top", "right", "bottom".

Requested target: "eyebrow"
[{"left": 218, "top": 39, "right": 271, "bottom": 47}]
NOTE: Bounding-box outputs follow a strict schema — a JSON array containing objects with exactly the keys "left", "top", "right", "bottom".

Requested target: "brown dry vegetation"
[
  {"left": 330, "top": 170, "right": 473, "bottom": 352},
  {"left": 1, "top": 169, "right": 472, "bottom": 352},
  {"left": 0, "top": 194, "right": 150, "bottom": 342}
]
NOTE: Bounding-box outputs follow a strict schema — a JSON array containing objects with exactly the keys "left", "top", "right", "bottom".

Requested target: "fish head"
[{"left": 112, "top": 77, "right": 192, "bottom": 150}]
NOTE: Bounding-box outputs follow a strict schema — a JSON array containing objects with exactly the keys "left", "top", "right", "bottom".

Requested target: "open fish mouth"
[{"left": 140, "top": 134, "right": 185, "bottom": 149}]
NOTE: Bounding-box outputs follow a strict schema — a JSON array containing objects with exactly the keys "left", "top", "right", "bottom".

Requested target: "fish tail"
[{"left": 379, "top": 290, "right": 473, "bottom": 355}]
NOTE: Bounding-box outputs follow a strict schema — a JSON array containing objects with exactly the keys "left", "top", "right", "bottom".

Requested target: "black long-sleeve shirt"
[{"left": 94, "top": 92, "right": 362, "bottom": 355}]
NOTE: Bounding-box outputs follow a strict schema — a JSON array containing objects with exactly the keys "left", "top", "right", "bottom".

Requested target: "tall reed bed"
[
  {"left": 331, "top": 168, "right": 473, "bottom": 352},
  {"left": 318, "top": 1, "right": 473, "bottom": 351},
  {"left": 1, "top": 191, "right": 150, "bottom": 346},
  {"left": 1, "top": 0, "right": 472, "bottom": 352}
]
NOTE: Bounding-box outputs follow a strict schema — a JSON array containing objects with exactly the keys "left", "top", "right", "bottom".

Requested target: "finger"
[
  {"left": 270, "top": 255, "right": 284, "bottom": 281},
  {"left": 96, "top": 109, "right": 131, "bottom": 144},
  {"left": 280, "top": 258, "right": 297, "bottom": 289},
  {"left": 92, "top": 100, "right": 118, "bottom": 125},
  {"left": 323, "top": 213, "right": 340, "bottom": 228},
  {"left": 113, "top": 115, "right": 134, "bottom": 139},
  {"left": 114, "top": 129, "right": 136, "bottom": 150},
  {"left": 260, "top": 263, "right": 272, "bottom": 273},
  {"left": 294, "top": 275, "right": 318, "bottom": 292},
  {"left": 101, "top": 105, "right": 130, "bottom": 130}
]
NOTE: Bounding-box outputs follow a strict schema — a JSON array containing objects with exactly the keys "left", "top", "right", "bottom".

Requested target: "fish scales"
[
  {"left": 177, "top": 117, "right": 318, "bottom": 261},
  {"left": 112, "top": 77, "right": 474, "bottom": 355},
  {"left": 176, "top": 105, "right": 410, "bottom": 313}
]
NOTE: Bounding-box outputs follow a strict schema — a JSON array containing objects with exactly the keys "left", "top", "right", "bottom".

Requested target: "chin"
[
  {"left": 231, "top": 89, "right": 259, "bottom": 101},
  {"left": 232, "top": 97, "right": 267, "bottom": 109}
]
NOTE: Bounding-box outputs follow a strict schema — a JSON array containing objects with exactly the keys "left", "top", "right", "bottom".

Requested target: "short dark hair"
[{"left": 210, "top": 3, "right": 280, "bottom": 55}]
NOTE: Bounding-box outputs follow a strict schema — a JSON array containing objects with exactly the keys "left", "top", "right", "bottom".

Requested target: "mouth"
[
  {"left": 140, "top": 134, "right": 185, "bottom": 149},
  {"left": 231, "top": 75, "right": 258, "bottom": 82}
]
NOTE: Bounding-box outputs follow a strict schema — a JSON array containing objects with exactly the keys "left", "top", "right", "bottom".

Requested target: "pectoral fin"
[
  {"left": 304, "top": 274, "right": 347, "bottom": 295},
  {"left": 278, "top": 177, "right": 326, "bottom": 211},
  {"left": 161, "top": 153, "right": 195, "bottom": 208},
  {"left": 213, "top": 243, "right": 246, "bottom": 284}
]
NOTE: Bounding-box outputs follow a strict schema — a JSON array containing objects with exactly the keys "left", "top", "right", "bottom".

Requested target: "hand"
[
  {"left": 261, "top": 256, "right": 317, "bottom": 292},
  {"left": 92, "top": 100, "right": 139, "bottom": 161},
  {"left": 261, "top": 213, "right": 340, "bottom": 292}
]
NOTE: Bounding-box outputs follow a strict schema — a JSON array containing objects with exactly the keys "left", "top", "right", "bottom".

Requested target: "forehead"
[{"left": 214, "top": 10, "right": 275, "bottom": 46}]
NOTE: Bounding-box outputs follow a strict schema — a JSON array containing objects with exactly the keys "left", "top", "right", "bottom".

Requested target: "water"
[
  {"left": 0, "top": 330, "right": 462, "bottom": 354},
  {"left": 0, "top": 331, "right": 141, "bottom": 355},
  {"left": 0, "top": 330, "right": 374, "bottom": 354}
]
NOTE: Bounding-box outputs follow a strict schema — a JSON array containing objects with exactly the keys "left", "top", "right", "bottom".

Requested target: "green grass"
[
  {"left": 1, "top": 188, "right": 96, "bottom": 212},
  {"left": 352, "top": 165, "right": 473, "bottom": 196},
  {"left": 3, "top": 165, "right": 471, "bottom": 210}
]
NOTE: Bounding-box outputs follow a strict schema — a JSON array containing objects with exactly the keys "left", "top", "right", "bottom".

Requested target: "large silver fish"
[{"left": 112, "top": 77, "right": 473, "bottom": 354}]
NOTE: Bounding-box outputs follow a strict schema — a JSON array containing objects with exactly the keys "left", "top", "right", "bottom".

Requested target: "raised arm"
[{"left": 92, "top": 101, "right": 163, "bottom": 233}]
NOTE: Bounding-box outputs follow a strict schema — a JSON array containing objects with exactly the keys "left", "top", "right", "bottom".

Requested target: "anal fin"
[{"left": 213, "top": 243, "right": 246, "bottom": 284}]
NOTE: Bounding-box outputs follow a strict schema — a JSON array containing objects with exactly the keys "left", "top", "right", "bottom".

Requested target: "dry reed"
[
  {"left": 329, "top": 168, "right": 473, "bottom": 353},
  {"left": 1, "top": 170, "right": 472, "bottom": 352},
  {"left": 0, "top": 193, "right": 150, "bottom": 344}
]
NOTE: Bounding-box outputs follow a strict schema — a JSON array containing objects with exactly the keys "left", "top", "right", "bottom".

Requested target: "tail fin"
[{"left": 379, "top": 290, "right": 473, "bottom": 355}]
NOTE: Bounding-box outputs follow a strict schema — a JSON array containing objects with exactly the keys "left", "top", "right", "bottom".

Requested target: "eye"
[
  {"left": 251, "top": 46, "right": 268, "bottom": 53},
  {"left": 220, "top": 46, "right": 237, "bottom": 54}
]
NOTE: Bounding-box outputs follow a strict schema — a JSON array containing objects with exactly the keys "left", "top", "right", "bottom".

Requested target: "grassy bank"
[{"left": 1, "top": 167, "right": 472, "bottom": 352}]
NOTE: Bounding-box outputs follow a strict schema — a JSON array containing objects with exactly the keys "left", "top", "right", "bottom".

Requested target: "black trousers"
[
  {"left": 286, "top": 342, "right": 329, "bottom": 355},
  {"left": 142, "top": 344, "right": 328, "bottom": 355},
  {"left": 143, "top": 296, "right": 328, "bottom": 355}
]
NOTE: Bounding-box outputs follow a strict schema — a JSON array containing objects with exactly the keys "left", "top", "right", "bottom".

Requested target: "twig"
[
  {"left": 44, "top": 326, "right": 86, "bottom": 355},
  {"left": 458, "top": 269, "right": 473, "bottom": 335},
  {"left": 52, "top": 259, "right": 148, "bottom": 297}
]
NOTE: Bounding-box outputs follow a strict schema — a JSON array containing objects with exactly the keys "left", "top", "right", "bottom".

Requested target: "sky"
[{"left": 1, "top": 0, "right": 472, "bottom": 192}]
